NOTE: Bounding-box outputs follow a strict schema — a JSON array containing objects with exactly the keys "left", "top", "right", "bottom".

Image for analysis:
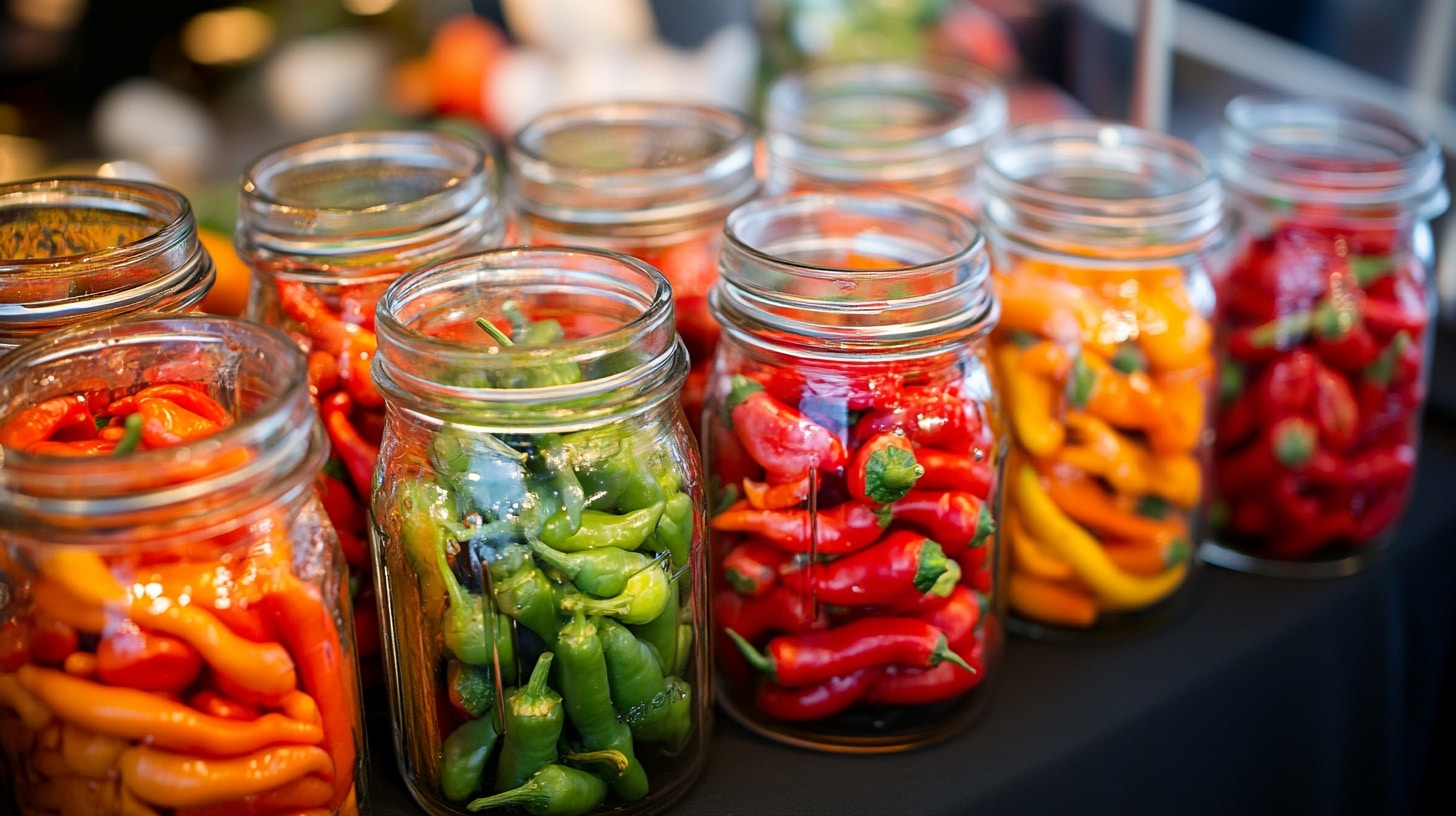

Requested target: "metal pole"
[{"left": 1131, "top": 0, "right": 1175, "bottom": 131}]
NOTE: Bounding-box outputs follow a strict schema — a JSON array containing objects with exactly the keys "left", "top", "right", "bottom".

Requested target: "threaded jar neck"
[{"left": 0, "top": 177, "right": 214, "bottom": 350}]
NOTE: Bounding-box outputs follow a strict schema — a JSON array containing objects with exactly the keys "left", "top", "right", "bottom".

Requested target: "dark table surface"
[{"left": 368, "top": 418, "right": 1456, "bottom": 816}]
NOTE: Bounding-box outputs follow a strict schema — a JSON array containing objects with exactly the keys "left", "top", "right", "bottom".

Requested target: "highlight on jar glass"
[
  {"left": 975, "top": 120, "right": 1224, "bottom": 636},
  {"left": 507, "top": 101, "right": 759, "bottom": 433},
  {"left": 0, "top": 314, "right": 364, "bottom": 816},
  {"left": 236, "top": 128, "right": 507, "bottom": 681},
  {"left": 762, "top": 60, "right": 1008, "bottom": 216},
  {"left": 704, "top": 191, "right": 1003, "bottom": 752},
  {"left": 370, "top": 247, "right": 710, "bottom": 815},
  {"left": 1203, "top": 96, "right": 1448, "bottom": 578},
  {"left": 0, "top": 176, "right": 215, "bottom": 354}
]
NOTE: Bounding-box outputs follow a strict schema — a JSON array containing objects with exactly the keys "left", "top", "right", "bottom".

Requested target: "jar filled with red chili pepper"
[
  {"left": 236, "top": 129, "right": 507, "bottom": 681},
  {"left": 0, "top": 314, "right": 365, "bottom": 816},
  {"left": 0, "top": 177, "right": 215, "bottom": 354},
  {"left": 975, "top": 120, "right": 1223, "bottom": 636},
  {"left": 371, "top": 247, "right": 709, "bottom": 814},
  {"left": 1203, "top": 96, "right": 1448, "bottom": 577},
  {"left": 704, "top": 191, "right": 1002, "bottom": 752},
  {"left": 507, "top": 102, "right": 759, "bottom": 434},
  {"left": 762, "top": 60, "right": 1007, "bottom": 216}
]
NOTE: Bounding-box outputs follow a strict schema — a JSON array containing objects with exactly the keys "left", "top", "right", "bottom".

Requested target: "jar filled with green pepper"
[
  {"left": 371, "top": 247, "right": 709, "bottom": 815},
  {"left": 704, "top": 191, "right": 1004, "bottom": 752},
  {"left": 1, "top": 177, "right": 215, "bottom": 354}
]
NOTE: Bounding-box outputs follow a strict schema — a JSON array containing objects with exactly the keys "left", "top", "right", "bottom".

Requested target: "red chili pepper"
[
  {"left": 189, "top": 690, "right": 263, "bottom": 722},
  {"left": 137, "top": 397, "right": 222, "bottom": 448},
  {"left": 865, "top": 630, "right": 985, "bottom": 706},
  {"left": 916, "top": 585, "right": 983, "bottom": 646},
  {"left": 714, "top": 585, "right": 828, "bottom": 646},
  {"left": 0, "top": 394, "right": 97, "bottom": 451},
  {"left": 335, "top": 527, "right": 369, "bottom": 570},
  {"left": 1224, "top": 494, "right": 1276, "bottom": 537},
  {"left": 846, "top": 432, "right": 923, "bottom": 504},
  {"left": 727, "top": 375, "right": 848, "bottom": 480},
  {"left": 1343, "top": 443, "right": 1416, "bottom": 487},
  {"left": 336, "top": 323, "right": 382, "bottom": 409},
  {"left": 0, "top": 620, "right": 29, "bottom": 672},
  {"left": 726, "top": 616, "right": 974, "bottom": 687},
  {"left": 754, "top": 667, "right": 883, "bottom": 722},
  {"left": 318, "top": 468, "right": 367, "bottom": 538},
  {"left": 27, "top": 614, "right": 79, "bottom": 666},
  {"left": 1215, "top": 390, "right": 1258, "bottom": 451},
  {"left": 1214, "top": 416, "right": 1317, "bottom": 498},
  {"left": 1265, "top": 505, "right": 1354, "bottom": 560},
  {"left": 780, "top": 530, "right": 958, "bottom": 606},
  {"left": 1268, "top": 474, "right": 1321, "bottom": 528},
  {"left": 96, "top": 626, "right": 205, "bottom": 693},
  {"left": 106, "top": 384, "right": 231, "bottom": 427},
  {"left": 1251, "top": 349, "right": 1318, "bottom": 424},
  {"left": 741, "top": 474, "right": 813, "bottom": 510},
  {"left": 853, "top": 384, "right": 985, "bottom": 451},
  {"left": 913, "top": 448, "right": 993, "bottom": 500},
  {"left": 307, "top": 349, "right": 341, "bottom": 398},
  {"left": 320, "top": 391, "right": 380, "bottom": 496},
  {"left": 23, "top": 438, "right": 119, "bottom": 457},
  {"left": 1349, "top": 485, "right": 1409, "bottom": 542},
  {"left": 887, "top": 490, "right": 993, "bottom": 555},
  {"left": 721, "top": 539, "right": 792, "bottom": 597},
  {"left": 1314, "top": 319, "right": 1381, "bottom": 371},
  {"left": 1311, "top": 363, "right": 1359, "bottom": 452},
  {"left": 1360, "top": 277, "right": 1428, "bottom": 339},
  {"left": 277, "top": 279, "right": 351, "bottom": 357},
  {"left": 710, "top": 500, "right": 889, "bottom": 556}
]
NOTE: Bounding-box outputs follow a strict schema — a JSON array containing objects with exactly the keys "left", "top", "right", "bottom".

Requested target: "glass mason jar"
[
  {"left": 507, "top": 102, "right": 759, "bottom": 433},
  {"left": 1203, "top": 96, "right": 1448, "bottom": 578},
  {"left": 0, "top": 314, "right": 364, "bottom": 816},
  {"left": 370, "top": 247, "right": 709, "bottom": 814},
  {"left": 237, "top": 129, "right": 507, "bottom": 677},
  {"left": 0, "top": 177, "right": 215, "bottom": 354},
  {"left": 975, "top": 120, "right": 1224, "bottom": 637},
  {"left": 704, "top": 191, "right": 1003, "bottom": 752},
  {"left": 762, "top": 60, "right": 1008, "bottom": 216}
]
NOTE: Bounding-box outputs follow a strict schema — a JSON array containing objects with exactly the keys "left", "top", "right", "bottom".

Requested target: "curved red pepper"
[
  {"left": 887, "top": 490, "right": 993, "bottom": 555},
  {"left": 865, "top": 630, "right": 985, "bottom": 706},
  {"left": 96, "top": 627, "right": 204, "bottom": 693},
  {"left": 727, "top": 375, "right": 848, "bottom": 480},
  {"left": 726, "top": 616, "right": 974, "bottom": 688},
  {"left": 136, "top": 397, "right": 223, "bottom": 448},
  {"left": 0, "top": 394, "right": 97, "bottom": 451},
  {"left": 1311, "top": 363, "right": 1359, "bottom": 452},
  {"left": 780, "top": 530, "right": 957, "bottom": 606},
  {"left": 713, "top": 585, "right": 827, "bottom": 646},
  {"left": 106, "top": 384, "right": 231, "bottom": 427},
  {"left": 755, "top": 666, "right": 884, "bottom": 722},
  {"left": 852, "top": 384, "right": 984, "bottom": 451},
  {"left": 913, "top": 448, "right": 993, "bottom": 501},
  {"left": 846, "top": 432, "right": 923, "bottom": 504},
  {"left": 320, "top": 391, "right": 380, "bottom": 496},
  {"left": 721, "top": 539, "right": 792, "bottom": 597},
  {"left": 711, "top": 500, "right": 889, "bottom": 556}
]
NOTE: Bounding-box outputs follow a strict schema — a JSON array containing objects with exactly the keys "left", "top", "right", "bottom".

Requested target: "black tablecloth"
[{"left": 369, "top": 421, "right": 1456, "bottom": 816}]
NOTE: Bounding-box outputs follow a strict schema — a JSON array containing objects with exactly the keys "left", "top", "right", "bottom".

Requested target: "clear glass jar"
[
  {"left": 0, "top": 177, "right": 215, "bottom": 354},
  {"left": 762, "top": 60, "right": 1007, "bottom": 216},
  {"left": 1203, "top": 96, "right": 1448, "bottom": 578},
  {"left": 370, "top": 247, "right": 709, "bottom": 814},
  {"left": 975, "top": 120, "right": 1224, "bottom": 637},
  {"left": 237, "top": 129, "right": 507, "bottom": 677},
  {"left": 507, "top": 102, "right": 759, "bottom": 433},
  {"left": 704, "top": 191, "right": 1003, "bottom": 752},
  {"left": 0, "top": 314, "right": 364, "bottom": 816}
]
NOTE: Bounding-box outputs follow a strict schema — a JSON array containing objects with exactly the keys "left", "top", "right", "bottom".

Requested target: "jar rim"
[
  {"left": 508, "top": 101, "right": 759, "bottom": 226},
  {"left": 1217, "top": 94, "right": 1448, "bottom": 217}
]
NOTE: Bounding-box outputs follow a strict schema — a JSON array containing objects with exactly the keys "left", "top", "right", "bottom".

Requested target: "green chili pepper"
[
  {"left": 652, "top": 492, "right": 695, "bottom": 569},
  {"left": 396, "top": 478, "right": 459, "bottom": 623},
  {"left": 476, "top": 306, "right": 582, "bottom": 389},
  {"left": 431, "top": 428, "right": 533, "bottom": 527},
  {"left": 495, "top": 653, "right": 565, "bottom": 792},
  {"left": 529, "top": 541, "right": 659, "bottom": 599},
  {"left": 433, "top": 530, "right": 514, "bottom": 674},
  {"left": 672, "top": 622, "right": 694, "bottom": 678},
  {"left": 563, "top": 429, "right": 634, "bottom": 511},
  {"left": 112, "top": 413, "right": 144, "bottom": 454},
  {"left": 540, "top": 503, "right": 664, "bottom": 552},
  {"left": 531, "top": 433, "right": 586, "bottom": 537},
  {"left": 489, "top": 545, "right": 562, "bottom": 647},
  {"left": 441, "top": 713, "right": 500, "bottom": 802},
  {"left": 448, "top": 660, "right": 496, "bottom": 719},
  {"left": 624, "top": 676, "right": 692, "bottom": 754},
  {"left": 558, "top": 563, "right": 671, "bottom": 626},
  {"left": 627, "top": 575, "right": 678, "bottom": 676},
  {"left": 615, "top": 457, "right": 666, "bottom": 512},
  {"left": 466, "top": 763, "right": 608, "bottom": 816},
  {"left": 554, "top": 611, "right": 649, "bottom": 802}
]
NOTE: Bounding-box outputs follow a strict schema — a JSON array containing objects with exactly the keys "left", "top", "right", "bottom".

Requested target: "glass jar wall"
[
  {"left": 704, "top": 191, "right": 1002, "bottom": 752},
  {"left": 0, "top": 315, "right": 364, "bottom": 816},
  {"left": 1204, "top": 96, "right": 1448, "bottom": 577},
  {"left": 0, "top": 177, "right": 215, "bottom": 353},
  {"left": 236, "top": 129, "right": 507, "bottom": 679},
  {"left": 370, "top": 247, "right": 709, "bottom": 814},
  {"left": 976, "top": 120, "right": 1224, "bottom": 636},
  {"left": 507, "top": 102, "right": 759, "bottom": 433},
  {"left": 762, "top": 61, "right": 1007, "bottom": 216}
]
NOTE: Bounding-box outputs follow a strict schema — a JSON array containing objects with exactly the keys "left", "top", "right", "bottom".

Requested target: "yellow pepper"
[
  {"left": 119, "top": 744, "right": 334, "bottom": 809},
  {"left": 1060, "top": 413, "right": 1202, "bottom": 508},
  {"left": 1006, "top": 506, "right": 1074, "bottom": 581},
  {"left": 1014, "top": 466, "right": 1187, "bottom": 612},
  {"left": 1129, "top": 285, "right": 1213, "bottom": 373},
  {"left": 996, "top": 344, "right": 1064, "bottom": 458}
]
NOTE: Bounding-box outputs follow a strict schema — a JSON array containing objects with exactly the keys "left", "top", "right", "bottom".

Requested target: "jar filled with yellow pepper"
[
  {"left": 976, "top": 120, "right": 1224, "bottom": 635},
  {"left": 1, "top": 177, "right": 215, "bottom": 355},
  {"left": 0, "top": 314, "right": 364, "bottom": 815}
]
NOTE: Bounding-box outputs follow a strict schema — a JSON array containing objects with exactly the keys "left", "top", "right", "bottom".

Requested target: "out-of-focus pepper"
[
  {"left": 1215, "top": 416, "right": 1317, "bottom": 499},
  {"left": 780, "top": 529, "right": 958, "bottom": 605},
  {"left": 712, "top": 500, "right": 889, "bottom": 556},
  {"left": 721, "top": 539, "right": 791, "bottom": 597},
  {"left": 1041, "top": 469, "right": 1186, "bottom": 544},
  {"left": 493, "top": 653, "right": 563, "bottom": 794},
  {"left": 726, "top": 617, "right": 973, "bottom": 688},
  {"left": 1005, "top": 506, "right": 1073, "bottom": 581},
  {"left": 995, "top": 344, "right": 1063, "bottom": 457},
  {"left": 1068, "top": 350, "right": 1164, "bottom": 431},
  {"left": 553, "top": 611, "right": 648, "bottom": 802},
  {"left": 0, "top": 393, "right": 97, "bottom": 451},
  {"left": 118, "top": 744, "right": 334, "bottom": 809},
  {"left": 1009, "top": 572, "right": 1102, "bottom": 628},
  {"left": 726, "top": 375, "right": 848, "bottom": 480},
  {"left": 754, "top": 667, "right": 883, "bottom": 722},
  {"left": 845, "top": 432, "right": 923, "bottom": 504},
  {"left": 1311, "top": 362, "right": 1359, "bottom": 452}
]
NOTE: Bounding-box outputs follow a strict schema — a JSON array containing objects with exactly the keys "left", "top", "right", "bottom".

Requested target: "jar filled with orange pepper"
[
  {"left": 0, "top": 314, "right": 364, "bottom": 816},
  {"left": 762, "top": 61, "right": 1007, "bottom": 216},
  {"left": 976, "top": 120, "right": 1224, "bottom": 635},
  {"left": 236, "top": 129, "right": 507, "bottom": 679},
  {"left": 1204, "top": 96, "right": 1447, "bottom": 576},
  {"left": 370, "top": 247, "right": 710, "bottom": 814},
  {"left": 1, "top": 177, "right": 215, "bottom": 354},
  {"left": 704, "top": 191, "right": 1003, "bottom": 751},
  {"left": 507, "top": 102, "right": 759, "bottom": 434}
]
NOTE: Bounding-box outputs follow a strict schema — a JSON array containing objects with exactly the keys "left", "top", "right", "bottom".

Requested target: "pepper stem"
[
  {"left": 112, "top": 413, "right": 144, "bottom": 455},
  {"left": 969, "top": 501, "right": 995, "bottom": 549},
  {"left": 475, "top": 317, "right": 514, "bottom": 347},
  {"left": 525, "top": 652, "right": 554, "bottom": 696},
  {"left": 563, "top": 749, "right": 629, "bottom": 775},
  {"left": 912, "top": 539, "right": 951, "bottom": 594},
  {"left": 932, "top": 635, "right": 977, "bottom": 675},
  {"left": 724, "top": 375, "right": 764, "bottom": 416},
  {"left": 724, "top": 628, "right": 778, "bottom": 683},
  {"left": 466, "top": 782, "right": 551, "bottom": 812}
]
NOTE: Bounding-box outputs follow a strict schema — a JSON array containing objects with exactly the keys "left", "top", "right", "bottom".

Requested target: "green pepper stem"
[
  {"left": 724, "top": 375, "right": 764, "bottom": 416},
  {"left": 929, "top": 560, "right": 962, "bottom": 598},
  {"left": 525, "top": 652, "right": 554, "bottom": 697},
  {"left": 970, "top": 501, "right": 995, "bottom": 549},
  {"left": 112, "top": 413, "right": 144, "bottom": 455},
  {"left": 476, "top": 316, "right": 514, "bottom": 346},
  {"left": 933, "top": 636, "right": 976, "bottom": 674},
  {"left": 562, "top": 749, "right": 629, "bottom": 775},
  {"left": 724, "top": 628, "right": 777, "bottom": 683},
  {"left": 912, "top": 539, "right": 950, "bottom": 594}
]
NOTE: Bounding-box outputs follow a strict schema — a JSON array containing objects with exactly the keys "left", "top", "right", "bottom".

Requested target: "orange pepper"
[
  {"left": 1018, "top": 340, "right": 1074, "bottom": 379},
  {"left": 1041, "top": 468, "right": 1183, "bottom": 544},
  {"left": 1129, "top": 284, "right": 1213, "bottom": 373},
  {"left": 1146, "top": 375, "right": 1209, "bottom": 456},
  {"left": 995, "top": 345, "right": 1064, "bottom": 458},
  {"left": 1007, "top": 572, "right": 1098, "bottom": 628},
  {"left": 118, "top": 744, "right": 334, "bottom": 809},
  {"left": 1104, "top": 536, "right": 1193, "bottom": 576},
  {"left": 1059, "top": 413, "right": 1202, "bottom": 508},
  {"left": 995, "top": 274, "right": 1108, "bottom": 348},
  {"left": 1071, "top": 349, "right": 1165, "bottom": 431},
  {"left": 1005, "top": 506, "right": 1073, "bottom": 581}
]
